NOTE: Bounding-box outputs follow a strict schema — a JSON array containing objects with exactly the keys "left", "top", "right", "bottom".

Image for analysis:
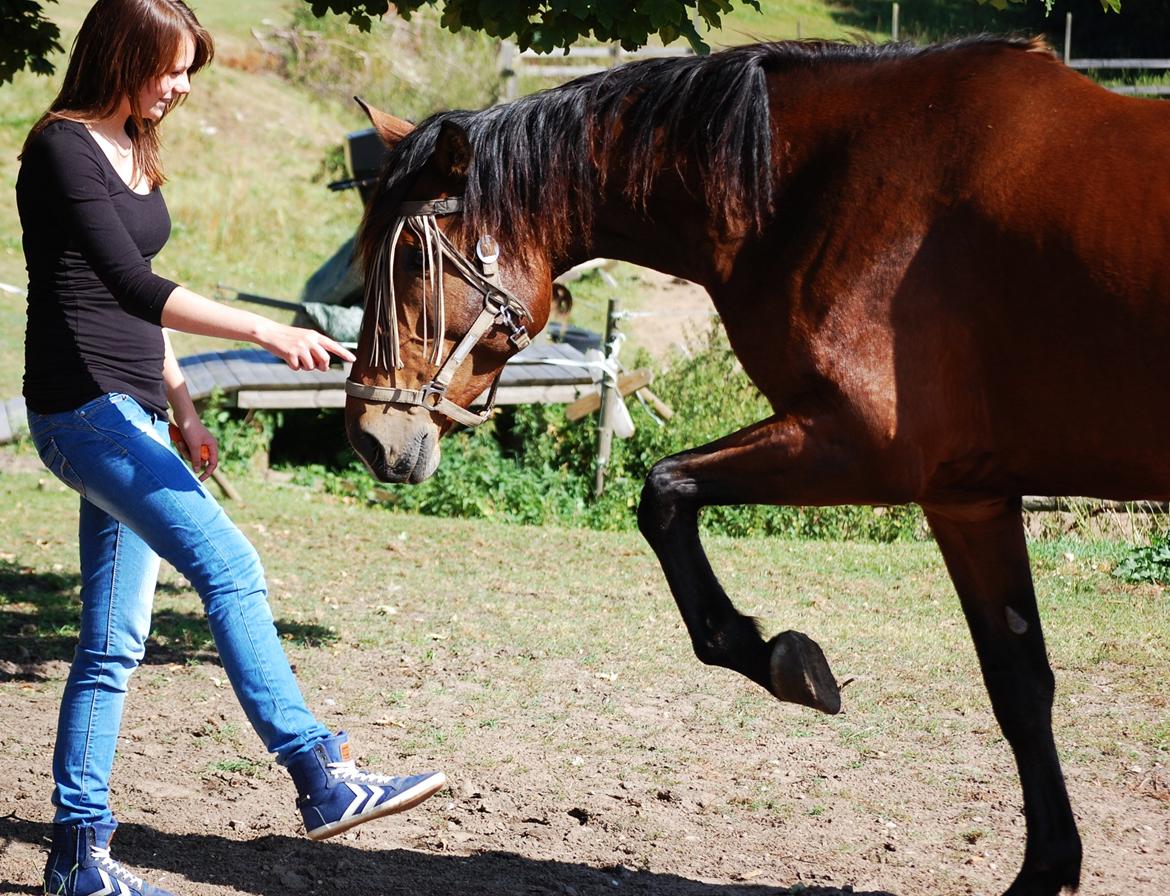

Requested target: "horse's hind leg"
[
  {"left": 638, "top": 412, "right": 897, "bottom": 714},
  {"left": 925, "top": 501, "right": 1081, "bottom": 896}
]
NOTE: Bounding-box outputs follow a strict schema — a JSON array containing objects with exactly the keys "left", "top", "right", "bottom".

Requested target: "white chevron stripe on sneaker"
[
  {"left": 364, "top": 785, "right": 385, "bottom": 813},
  {"left": 341, "top": 782, "right": 366, "bottom": 821},
  {"left": 82, "top": 868, "right": 131, "bottom": 896}
]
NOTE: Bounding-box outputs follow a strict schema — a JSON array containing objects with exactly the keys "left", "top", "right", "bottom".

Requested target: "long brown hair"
[{"left": 23, "top": 0, "right": 213, "bottom": 188}]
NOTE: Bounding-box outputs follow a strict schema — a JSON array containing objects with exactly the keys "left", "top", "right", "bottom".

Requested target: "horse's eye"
[{"left": 404, "top": 248, "right": 425, "bottom": 269}]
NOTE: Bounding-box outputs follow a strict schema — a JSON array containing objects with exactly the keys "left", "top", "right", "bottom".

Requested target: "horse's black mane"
[{"left": 359, "top": 35, "right": 1042, "bottom": 265}]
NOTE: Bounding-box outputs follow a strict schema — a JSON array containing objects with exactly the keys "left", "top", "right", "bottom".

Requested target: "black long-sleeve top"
[{"left": 17, "top": 118, "right": 179, "bottom": 415}]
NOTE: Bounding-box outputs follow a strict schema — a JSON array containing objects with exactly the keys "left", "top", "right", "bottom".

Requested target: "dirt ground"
[
  {"left": 619, "top": 269, "right": 718, "bottom": 361},
  {"left": 2, "top": 628, "right": 1167, "bottom": 896}
]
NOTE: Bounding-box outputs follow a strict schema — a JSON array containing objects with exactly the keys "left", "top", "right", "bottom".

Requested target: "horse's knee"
[{"left": 638, "top": 456, "right": 695, "bottom": 536}]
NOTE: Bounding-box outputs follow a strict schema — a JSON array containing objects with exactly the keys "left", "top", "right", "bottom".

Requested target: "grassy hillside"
[
  {"left": 0, "top": 0, "right": 1049, "bottom": 401},
  {"left": 0, "top": 0, "right": 371, "bottom": 393},
  {"left": 0, "top": 0, "right": 507, "bottom": 390}
]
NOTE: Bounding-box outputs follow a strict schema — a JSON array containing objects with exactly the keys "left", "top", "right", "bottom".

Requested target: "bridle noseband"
[{"left": 345, "top": 196, "right": 532, "bottom": 428}]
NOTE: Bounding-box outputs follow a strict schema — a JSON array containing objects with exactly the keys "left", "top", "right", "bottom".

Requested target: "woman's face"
[{"left": 136, "top": 33, "right": 196, "bottom": 122}]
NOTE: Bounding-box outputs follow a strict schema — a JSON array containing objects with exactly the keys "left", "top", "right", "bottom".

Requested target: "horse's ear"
[
  {"left": 354, "top": 96, "right": 413, "bottom": 148},
  {"left": 433, "top": 120, "right": 473, "bottom": 181}
]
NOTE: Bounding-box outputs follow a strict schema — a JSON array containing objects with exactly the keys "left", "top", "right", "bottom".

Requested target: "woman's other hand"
[{"left": 169, "top": 417, "right": 219, "bottom": 482}]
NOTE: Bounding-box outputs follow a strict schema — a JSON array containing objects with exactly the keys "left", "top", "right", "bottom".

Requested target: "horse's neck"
[{"left": 570, "top": 191, "right": 738, "bottom": 290}]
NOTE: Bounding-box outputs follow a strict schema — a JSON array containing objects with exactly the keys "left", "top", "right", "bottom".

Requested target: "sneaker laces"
[
  {"left": 326, "top": 760, "right": 404, "bottom": 787},
  {"left": 90, "top": 846, "right": 145, "bottom": 891}
]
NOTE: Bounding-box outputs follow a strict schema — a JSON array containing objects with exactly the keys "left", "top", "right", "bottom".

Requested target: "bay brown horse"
[{"left": 343, "top": 37, "right": 1170, "bottom": 896}]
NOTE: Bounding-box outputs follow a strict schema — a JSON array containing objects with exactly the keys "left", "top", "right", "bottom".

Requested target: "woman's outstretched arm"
[{"left": 160, "top": 285, "right": 356, "bottom": 370}]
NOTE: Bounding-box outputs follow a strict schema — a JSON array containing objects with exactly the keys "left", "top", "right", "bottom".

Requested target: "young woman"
[{"left": 17, "top": 2, "right": 445, "bottom": 894}]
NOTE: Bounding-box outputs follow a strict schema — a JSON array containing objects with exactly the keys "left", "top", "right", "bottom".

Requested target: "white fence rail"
[{"left": 498, "top": 42, "right": 693, "bottom": 101}]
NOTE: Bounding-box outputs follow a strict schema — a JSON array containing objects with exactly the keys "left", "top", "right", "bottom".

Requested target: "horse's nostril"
[{"left": 359, "top": 431, "right": 387, "bottom": 472}]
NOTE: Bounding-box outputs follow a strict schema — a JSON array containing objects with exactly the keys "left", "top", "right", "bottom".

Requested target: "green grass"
[
  {"left": 716, "top": 0, "right": 869, "bottom": 43},
  {"left": 3, "top": 464, "right": 1166, "bottom": 760}
]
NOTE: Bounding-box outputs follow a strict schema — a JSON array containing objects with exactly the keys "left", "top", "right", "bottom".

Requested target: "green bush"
[
  {"left": 1113, "top": 530, "right": 1170, "bottom": 586},
  {"left": 292, "top": 325, "right": 925, "bottom": 541},
  {"left": 200, "top": 389, "right": 281, "bottom": 473}
]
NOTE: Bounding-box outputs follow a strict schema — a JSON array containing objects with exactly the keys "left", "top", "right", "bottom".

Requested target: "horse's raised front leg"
[
  {"left": 637, "top": 411, "right": 899, "bottom": 714},
  {"left": 925, "top": 500, "right": 1081, "bottom": 896}
]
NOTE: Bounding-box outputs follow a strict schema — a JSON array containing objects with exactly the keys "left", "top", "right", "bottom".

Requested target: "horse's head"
[{"left": 345, "top": 102, "right": 554, "bottom": 483}]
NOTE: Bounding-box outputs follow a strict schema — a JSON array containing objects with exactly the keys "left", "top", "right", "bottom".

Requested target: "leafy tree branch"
[{"left": 0, "top": 0, "right": 1126, "bottom": 85}]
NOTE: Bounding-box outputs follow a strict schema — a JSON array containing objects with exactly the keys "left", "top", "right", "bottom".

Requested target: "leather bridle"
[{"left": 344, "top": 196, "right": 532, "bottom": 428}]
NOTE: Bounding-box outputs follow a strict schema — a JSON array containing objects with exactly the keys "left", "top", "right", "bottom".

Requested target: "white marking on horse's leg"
[{"left": 1006, "top": 606, "right": 1029, "bottom": 635}]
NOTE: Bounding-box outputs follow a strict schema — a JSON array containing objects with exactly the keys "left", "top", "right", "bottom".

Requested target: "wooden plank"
[
  {"left": 515, "top": 341, "right": 586, "bottom": 363},
  {"left": 502, "top": 341, "right": 594, "bottom": 386},
  {"left": 178, "top": 357, "right": 218, "bottom": 400},
  {"left": 248, "top": 354, "right": 305, "bottom": 387},
  {"left": 297, "top": 367, "right": 349, "bottom": 387},
  {"left": 1067, "top": 58, "right": 1170, "bottom": 69},
  {"left": 565, "top": 369, "right": 652, "bottom": 421},
  {"left": 520, "top": 64, "right": 608, "bottom": 78},
  {"left": 1112, "top": 85, "right": 1170, "bottom": 96},
  {"left": 239, "top": 383, "right": 593, "bottom": 411},
  {"left": 480, "top": 383, "right": 594, "bottom": 406},
  {"left": 225, "top": 353, "right": 281, "bottom": 388},
  {"left": 519, "top": 46, "right": 612, "bottom": 59},
  {"left": 198, "top": 354, "right": 243, "bottom": 393},
  {"left": 236, "top": 388, "right": 347, "bottom": 409},
  {"left": 500, "top": 361, "right": 541, "bottom": 387},
  {"left": 501, "top": 368, "right": 590, "bottom": 388}
]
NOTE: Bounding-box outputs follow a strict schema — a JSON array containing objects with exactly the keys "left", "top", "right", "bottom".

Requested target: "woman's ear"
[{"left": 354, "top": 96, "right": 413, "bottom": 148}]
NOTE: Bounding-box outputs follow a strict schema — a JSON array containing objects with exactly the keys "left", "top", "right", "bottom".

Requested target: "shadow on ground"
[
  {"left": 0, "top": 816, "right": 899, "bottom": 896},
  {"left": 0, "top": 560, "right": 336, "bottom": 679}
]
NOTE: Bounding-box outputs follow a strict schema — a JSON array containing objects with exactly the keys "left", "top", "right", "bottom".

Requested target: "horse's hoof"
[
  {"left": 1002, "top": 859, "right": 1082, "bottom": 896},
  {"left": 768, "top": 630, "right": 841, "bottom": 714}
]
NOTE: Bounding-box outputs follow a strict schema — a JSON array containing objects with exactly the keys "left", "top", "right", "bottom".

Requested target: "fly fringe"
[{"left": 363, "top": 216, "right": 449, "bottom": 371}]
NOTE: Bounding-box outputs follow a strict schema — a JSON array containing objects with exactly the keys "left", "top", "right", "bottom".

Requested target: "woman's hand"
[
  {"left": 256, "top": 321, "right": 356, "bottom": 371},
  {"left": 169, "top": 417, "right": 219, "bottom": 482}
]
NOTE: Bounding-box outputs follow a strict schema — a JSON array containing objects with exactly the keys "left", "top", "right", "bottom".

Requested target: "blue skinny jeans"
[{"left": 27, "top": 392, "right": 330, "bottom": 826}]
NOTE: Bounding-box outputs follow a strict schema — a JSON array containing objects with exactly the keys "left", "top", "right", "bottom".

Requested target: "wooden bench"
[{"left": 0, "top": 341, "right": 599, "bottom": 445}]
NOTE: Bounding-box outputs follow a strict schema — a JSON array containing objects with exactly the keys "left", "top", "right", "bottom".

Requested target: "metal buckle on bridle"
[
  {"left": 499, "top": 302, "right": 530, "bottom": 350},
  {"left": 476, "top": 235, "right": 499, "bottom": 276}
]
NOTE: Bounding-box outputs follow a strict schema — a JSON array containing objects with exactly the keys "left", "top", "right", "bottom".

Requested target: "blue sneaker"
[
  {"left": 44, "top": 821, "right": 175, "bottom": 896},
  {"left": 288, "top": 732, "right": 447, "bottom": 840}
]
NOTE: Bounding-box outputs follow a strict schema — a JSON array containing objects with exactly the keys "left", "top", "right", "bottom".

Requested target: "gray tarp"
[{"left": 292, "top": 236, "right": 364, "bottom": 341}]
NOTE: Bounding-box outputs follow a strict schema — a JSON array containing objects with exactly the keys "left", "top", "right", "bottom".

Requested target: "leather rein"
[{"left": 344, "top": 196, "right": 532, "bottom": 428}]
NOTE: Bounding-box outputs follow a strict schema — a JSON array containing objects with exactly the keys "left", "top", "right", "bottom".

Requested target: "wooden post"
[
  {"left": 1063, "top": 13, "right": 1072, "bottom": 64},
  {"left": 891, "top": 2, "right": 900, "bottom": 42},
  {"left": 498, "top": 41, "right": 518, "bottom": 102},
  {"left": 593, "top": 296, "right": 620, "bottom": 497}
]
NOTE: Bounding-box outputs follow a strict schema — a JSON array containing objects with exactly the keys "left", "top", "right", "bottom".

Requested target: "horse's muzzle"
[{"left": 346, "top": 408, "right": 441, "bottom": 484}]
